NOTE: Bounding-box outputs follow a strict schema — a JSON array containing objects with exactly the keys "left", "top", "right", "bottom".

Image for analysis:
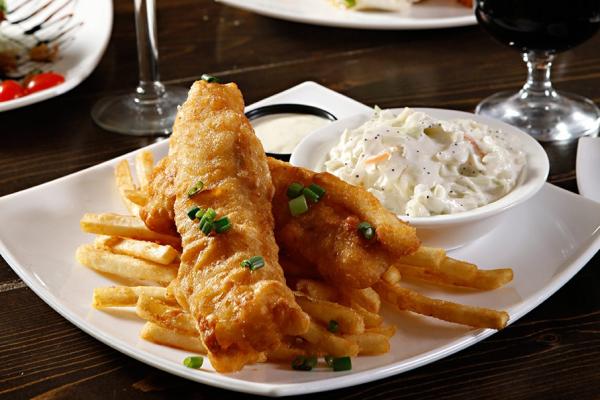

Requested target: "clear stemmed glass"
[
  {"left": 474, "top": 0, "right": 600, "bottom": 142},
  {"left": 92, "top": 0, "right": 187, "bottom": 136}
]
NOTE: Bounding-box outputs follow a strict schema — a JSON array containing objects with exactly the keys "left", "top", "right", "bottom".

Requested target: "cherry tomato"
[
  {"left": 0, "top": 80, "right": 25, "bottom": 102},
  {"left": 25, "top": 72, "right": 65, "bottom": 94}
]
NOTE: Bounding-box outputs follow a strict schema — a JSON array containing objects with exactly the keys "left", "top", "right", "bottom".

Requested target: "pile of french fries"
[{"left": 75, "top": 150, "right": 513, "bottom": 367}]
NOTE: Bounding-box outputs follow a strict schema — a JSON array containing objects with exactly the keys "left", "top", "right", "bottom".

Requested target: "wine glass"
[
  {"left": 475, "top": 0, "right": 600, "bottom": 142},
  {"left": 92, "top": 0, "right": 188, "bottom": 136}
]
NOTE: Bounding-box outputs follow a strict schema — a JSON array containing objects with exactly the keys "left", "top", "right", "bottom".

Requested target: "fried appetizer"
[
  {"left": 140, "top": 157, "right": 177, "bottom": 235},
  {"left": 165, "top": 81, "right": 309, "bottom": 372},
  {"left": 269, "top": 158, "right": 420, "bottom": 288}
]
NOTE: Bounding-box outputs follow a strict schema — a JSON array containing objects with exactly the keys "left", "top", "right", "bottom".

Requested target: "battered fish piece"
[
  {"left": 269, "top": 158, "right": 420, "bottom": 288},
  {"left": 166, "top": 81, "right": 309, "bottom": 372}
]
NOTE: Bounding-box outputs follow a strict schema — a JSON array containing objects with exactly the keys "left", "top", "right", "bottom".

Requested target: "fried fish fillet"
[
  {"left": 139, "top": 156, "right": 177, "bottom": 236},
  {"left": 268, "top": 158, "right": 420, "bottom": 288},
  {"left": 163, "top": 81, "right": 309, "bottom": 372}
]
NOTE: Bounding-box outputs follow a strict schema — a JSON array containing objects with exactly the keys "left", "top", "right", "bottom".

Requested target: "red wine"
[{"left": 475, "top": 0, "right": 600, "bottom": 53}]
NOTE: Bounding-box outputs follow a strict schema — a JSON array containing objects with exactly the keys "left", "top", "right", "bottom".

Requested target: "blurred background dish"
[
  {"left": 216, "top": 0, "right": 475, "bottom": 30},
  {"left": 0, "top": 0, "right": 112, "bottom": 112}
]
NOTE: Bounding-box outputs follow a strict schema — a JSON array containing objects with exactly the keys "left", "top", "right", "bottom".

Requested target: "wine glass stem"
[
  {"left": 520, "top": 51, "right": 557, "bottom": 98},
  {"left": 133, "top": 0, "right": 165, "bottom": 103}
]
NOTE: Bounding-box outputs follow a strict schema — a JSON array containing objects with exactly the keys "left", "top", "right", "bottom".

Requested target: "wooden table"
[{"left": 1, "top": 1, "right": 599, "bottom": 398}]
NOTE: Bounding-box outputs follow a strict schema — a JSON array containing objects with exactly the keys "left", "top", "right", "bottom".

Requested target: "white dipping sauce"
[{"left": 252, "top": 113, "right": 331, "bottom": 154}]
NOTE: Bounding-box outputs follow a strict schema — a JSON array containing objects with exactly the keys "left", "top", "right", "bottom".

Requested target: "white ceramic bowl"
[{"left": 290, "top": 108, "right": 550, "bottom": 249}]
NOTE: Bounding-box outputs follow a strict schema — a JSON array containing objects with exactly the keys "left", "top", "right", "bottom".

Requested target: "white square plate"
[{"left": 1, "top": 82, "right": 600, "bottom": 397}]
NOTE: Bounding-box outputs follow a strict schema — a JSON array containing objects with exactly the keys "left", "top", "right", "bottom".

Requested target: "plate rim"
[{"left": 216, "top": 0, "right": 477, "bottom": 30}]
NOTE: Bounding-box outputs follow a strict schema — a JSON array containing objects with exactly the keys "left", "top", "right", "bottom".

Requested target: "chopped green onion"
[
  {"left": 241, "top": 255, "right": 265, "bottom": 271},
  {"left": 344, "top": 0, "right": 357, "bottom": 7},
  {"left": 303, "top": 187, "right": 320, "bottom": 203},
  {"left": 187, "top": 181, "right": 204, "bottom": 197},
  {"left": 201, "top": 74, "right": 220, "bottom": 83},
  {"left": 291, "top": 355, "right": 317, "bottom": 371},
  {"left": 187, "top": 206, "right": 201, "bottom": 220},
  {"left": 248, "top": 255, "right": 265, "bottom": 271},
  {"left": 214, "top": 216, "right": 232, "bottom": 233},
  {"left": 195, "top": 208, "right": 206, "bottom": 219},
  {"left": 308, "top": 183, "right": 326, "bottom": 199},
  {"left": 331, "top": 356, "right": 352, "bottom": 371},
  {"left": 183, "top": 356, "right": 203, "bottom": 369},
  {"left": 287, "top": 182, "right": 304, "bottom": 198},
  {"left": 357, "top": 221, "right": 376, "bottom": 240},
  {"left": 200, "top": 221, "right": 213, "bottom": 235},
  {"left": 289, "top": 195, "right": 309, "bottom": 216},
  {"left": 199, "top": 207, "right": 216, "bottom": 227},
  {"left": 327, "top": 320, "right": 339, "bottom": 333},
  {"left": 324, "top": 355, "right": 334, "bottom": 367}
]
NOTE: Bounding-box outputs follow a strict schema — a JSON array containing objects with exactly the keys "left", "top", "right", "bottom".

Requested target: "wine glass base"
[
  {"left": 92, "top": 86, "right": 189, "bottom": 136},
  {"left": 475, "top": 90, "right": 600, "bottom": 142}
]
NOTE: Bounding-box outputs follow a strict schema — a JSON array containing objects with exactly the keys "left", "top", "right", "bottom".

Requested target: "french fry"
[
  {"left": 135, "top": 150, "right": 154, "bottom": 190},
  {"left": 94, "top": 235, "right": 179, "bottom": 265},
  {"left": 124, "top": 189, "right": 148, "bottom": 206},
  {"left": 339, "top": 287, "right": 381, "bottom": 313},
  {"left": 80, "top": 213, "right": 181, "bottom": 248},
  {"left": 381, "top": 266, "right": 401, "bottom": 285},
  {"left": 366, "top": 324, "right": 396, "bottom": 338},
  {"left": 299, "top": 322, "right": 359, "bottom": 357},
  {"left": 136, "top": 295, "right": 197, "bottom": 335},
  {"left": 396, "top": 262, "right": 513, "bottom": 290},
  {"left": 345, "top": 332, "right": 390, "bottom": 355},
  {"left": 374, "top": 281, "right": 509, "bottom": 329},
  {"left": 140, "top": 322, "right": 206, "bottom": 353},
  {"left": 295, "top": 295, "right": 365, "bottom": 334},
  {"left": 397, "top": 246, "right": 446, "bottom": 268},
  {"left": 115, "top": 160, "right": 140, "bottom": 216},
  {"left": 347, "top": 301, "right": 383, "bottom": 328},
  {"left": 93, "top": 286, "right": 168, "bottom": 308},
  {"left": 295, "top": 279, "right": 338, "bottom": 302},
  {"left": 76, "top": 244, "right": 177, "bottom": 285}
]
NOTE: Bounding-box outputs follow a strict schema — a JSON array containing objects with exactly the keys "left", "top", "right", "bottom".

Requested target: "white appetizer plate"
[
  {"left": 576, "top": 136, "right": 600, "bottom": 202},
  {"left": 0, "top": 0, "right": 112, "bottom": 112},
  {"left": 216, "top": 0, "right": 475, "bottom": 30},
  {"left": 1, "top": 82, "right": 600, "bottom": 396}
]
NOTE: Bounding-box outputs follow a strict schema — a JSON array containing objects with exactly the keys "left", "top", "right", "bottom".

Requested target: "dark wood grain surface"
[{"left": 1, "top": 1, "right": 599, "bottom": 398}]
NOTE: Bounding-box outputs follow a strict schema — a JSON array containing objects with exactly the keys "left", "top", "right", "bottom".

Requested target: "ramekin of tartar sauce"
[
  {"left": 290, "top": 107, "right": 549, "bottom": 249},
  {"left": 246, "top": 104, "right": 336, "bottom": 160}
]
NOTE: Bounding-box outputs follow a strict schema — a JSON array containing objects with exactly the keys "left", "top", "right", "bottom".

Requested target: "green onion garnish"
[
  {"left": 308, "top": 183, "right": 326, "bottom": 199},
  {"left": 195, "top": 208, "right": 206, "bottom": 219},
  {"left": 187, "top": 181, "right": 204, "bottom": 197},
  {"left": 214, "top": 216, "right": 232, "bottom": 233},
  {"left": 201, "top": 74, "right": 220, "bottom": 83},
  {"left": 291, "top": 355, "right": 317, "bottom": 371},
  {"left": 287, "top": 182, "right": 304, "bottom": 198},
  {"left": 344, "top": 0, "right": 357, "bottom": 7},
  {"left": 303, "top": 187, "right": 320, "bottom": 203},
  {"left": 241, "top": 255, "right": 265, "bottom": 271},
  {"left": 357, "top": 221, "right": 376, "bottom": 240},
  {"left": 199, "top": 208, "right": 216, "bottom": 227},
  {"left": 327, "top": 320, "right": 339, "bottom": 333},
  {"left": 183, "top": 356, "right": 204, "bottom": 369},
  {"left": 200, "top": 221, "right": 213, "bottom": 235},
  {"left": 331, "top": 356, "right": 352, "bottom": 371},
  {"left": 187, "top": 206, "right": 201, "bottom": 220},
  {"left": 289, "top": 195, "right": 309, "bottom": 216}
]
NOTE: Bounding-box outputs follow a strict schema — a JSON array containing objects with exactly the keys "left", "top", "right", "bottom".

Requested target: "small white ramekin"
[{"left": 290, "top": 108, "right": 549, "bottom": 249}]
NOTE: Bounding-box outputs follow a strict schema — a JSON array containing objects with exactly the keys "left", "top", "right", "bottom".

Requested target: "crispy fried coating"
[
  {"left": 139, "top": 157, "right": 177, "bottom": 235},
  {"left": 166, "top": 81, "right": 309, "bottom": 372},
  {"left": 268, "top": 158, "right": 420, "bottom": 288}
]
